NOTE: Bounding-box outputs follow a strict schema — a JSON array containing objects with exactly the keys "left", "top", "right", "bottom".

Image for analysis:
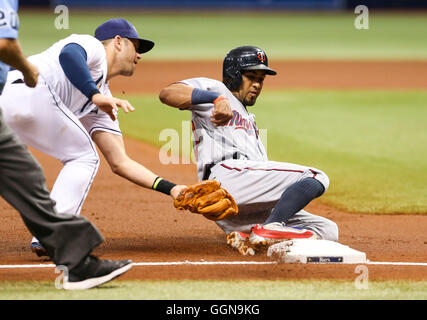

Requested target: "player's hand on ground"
[
  {"left": 22, "top": 62, "right": 39, "bottom": 88},
  {"left": 91, "top": 93, "right": 135, "bottom": 121},
  {"left": 170, "top": 185, "right": 188, "bottom": 200},
  {"left": 211, "top": 96, "right": 233, "bottom": 127}
]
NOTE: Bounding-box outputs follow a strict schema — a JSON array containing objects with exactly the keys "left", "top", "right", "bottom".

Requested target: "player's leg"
[
  {"left": 212, "top": 159, "right": 328, "bottom": 205},
  {"left": 263, "top": 176, "right": 326, "bottom": 225},
  {"left": 211, "top": 159, "right": 331, "bottom": 247},
  {"left": 211, "top": 159, "right": 328, "bottom": 216},
  {"left": 1, "top": 81, "right": 99, "bottom": 253},
  {"left": 1, "top": 81, "right": 100, "bottom": 216},
  {"left": 0, "top": 110, "right": 104, "bottom": 266},
  {"left": 286, "top": 209, "right": 339, "bottom": 241}
]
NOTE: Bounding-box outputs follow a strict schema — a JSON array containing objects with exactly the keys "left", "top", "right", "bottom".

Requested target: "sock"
[{"left": 264, "top": 178, "right": 325, "bottom": 225}]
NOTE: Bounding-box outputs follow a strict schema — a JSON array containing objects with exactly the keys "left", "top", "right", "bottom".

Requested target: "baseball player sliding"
[
  {"left": 0, "top": 18, "right": 188, "bottom": 257},
  {"left": 160, "top": 46, "right": 338, "bottom": 255}
]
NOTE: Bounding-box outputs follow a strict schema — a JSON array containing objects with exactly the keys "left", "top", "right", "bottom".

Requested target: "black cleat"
[{"left": 63, "top": 255, "right": 133, "bottom": 290}]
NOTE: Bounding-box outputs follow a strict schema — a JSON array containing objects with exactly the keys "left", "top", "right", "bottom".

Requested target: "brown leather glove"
[{"left": 174, "top": 179, "right": 238, "bottom": 221}]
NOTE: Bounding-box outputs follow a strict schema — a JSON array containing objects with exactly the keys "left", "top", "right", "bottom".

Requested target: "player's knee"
[
  {"left": 82, "top": 151, "right": 100, "bottom": 168},
  {"left": 66, "top": 151, "right": 99, "bottom": 172},
  {"left": 90, "top": 156, "right": 100, "bottom": 175},
  {"left": 25, "top": 162, "right": 47, "bottom": 184},
  {"left": 321, "top": 220, "right": 339, "bottom": 242},
  {"left": 312, "top": 168, "right": 330, "bottom": 193}
]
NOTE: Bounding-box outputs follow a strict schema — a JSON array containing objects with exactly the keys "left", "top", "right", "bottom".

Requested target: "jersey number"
[{"left": 0, "top": 9, "right": 19, "bottom": 30}]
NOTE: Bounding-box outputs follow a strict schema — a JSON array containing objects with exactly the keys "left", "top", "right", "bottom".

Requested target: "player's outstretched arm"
[
  {"left": 91, "top": 130, "right": 186, "bottom": 199},
  {"left": 0, "top": 38, "right": 39, "bottom": 87},
  {"left": 159, "top": 83, "right": 193, "bottom": 109},
  {"left": 159, "top": 83, "right": 233, "bottom": 126}
]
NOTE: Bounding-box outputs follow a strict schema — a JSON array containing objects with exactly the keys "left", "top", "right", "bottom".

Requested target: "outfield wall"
[
  {"left": 47, "top": 0, "right": 427, "bottom": 9},
  {"left": 20, "top": 0, "right": 427, "bottom": 9},
  {"left": 50, "top": 0, "right": 345, "bottom": 9}
]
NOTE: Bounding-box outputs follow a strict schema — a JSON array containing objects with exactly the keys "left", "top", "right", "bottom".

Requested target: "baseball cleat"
[
  {"left": 30, "top": 241, "right": 49, "bottom": 257},
  {"left": 63, "top": 255, "right": 133, "bottom": 290},
  {"left": 249, "top": 222, "right": 317, "bottom": 249},
  {"left": 226, "top": 231, "right": 255, "bottom": 256}
]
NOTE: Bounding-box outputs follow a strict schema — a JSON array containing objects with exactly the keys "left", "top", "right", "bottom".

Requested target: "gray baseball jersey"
[
  {"left": 181, "top": 78, "right": 267, "bottom": 180},
  {"left": 181, "top": 77, "right": 338, "bottom": 240}
]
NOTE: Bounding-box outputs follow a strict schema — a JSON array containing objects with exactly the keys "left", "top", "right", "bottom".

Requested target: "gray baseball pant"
[
  {"left": 0, "top": 109, "right": 103, "bottom": 269},
  {"left": 210, "top": 159, "right": 339, "bottom": 240}
]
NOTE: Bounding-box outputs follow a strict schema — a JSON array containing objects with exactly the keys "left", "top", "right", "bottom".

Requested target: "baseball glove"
[{"left": 174, "top": 179, "right": 238, "bottom": 221}]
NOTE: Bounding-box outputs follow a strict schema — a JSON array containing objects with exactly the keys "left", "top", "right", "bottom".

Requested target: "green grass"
[
  {"left": 1, "top": 280, "right": 426, "bottom": 300},
  {"left": 257, "top": 90, "right": 427, "bottom": 214},
  {"left": 8, "top": 9, "right": 426, "bottom": 304},
  {"left": 117, "top": 90, "right": 427, "bottom": 214},
  {"left": 18, "top": 10, "right": 427, "bottom": 60}
]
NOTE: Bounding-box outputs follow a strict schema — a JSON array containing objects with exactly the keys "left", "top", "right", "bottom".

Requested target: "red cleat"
[{"left": 250, "top": 222, "right": 317, "bottom": 248}]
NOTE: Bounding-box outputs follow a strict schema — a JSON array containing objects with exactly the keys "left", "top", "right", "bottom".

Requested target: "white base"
[{"left": 267, "top": 239, "right": 367, "bottom": 264}]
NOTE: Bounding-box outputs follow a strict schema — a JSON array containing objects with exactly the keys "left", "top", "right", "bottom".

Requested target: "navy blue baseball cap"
[{"left": 95, "top": 18, "right": 154, "bottom": 54}]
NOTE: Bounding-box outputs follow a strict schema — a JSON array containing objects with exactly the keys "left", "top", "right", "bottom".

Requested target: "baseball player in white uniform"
[
  {"left": 159, "top": 46, "right": 338, "bottom": 254},
  {"left": 0, "top": 18, "right": 186, "bottom": 257}
]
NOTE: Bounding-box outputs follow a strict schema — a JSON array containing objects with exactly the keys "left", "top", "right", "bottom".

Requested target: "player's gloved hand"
[
  {"left": 174, "top": 179, "right": 238, "bottom": 221},
  {"left": 91, "top": 93, "right": 135, "bottom": 121},
  {"left": 210, "top": 96, "right": 233, "bottom": 127},
  {"left": 22, "top": 62, "right": 39, "bottom": 88}
]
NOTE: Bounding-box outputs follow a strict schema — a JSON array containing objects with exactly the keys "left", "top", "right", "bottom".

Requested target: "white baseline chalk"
[{"left": 0, "top": 260, "right": 426, "bottom": 269}]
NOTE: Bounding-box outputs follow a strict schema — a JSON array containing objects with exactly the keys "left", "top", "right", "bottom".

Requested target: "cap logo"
[{"left": 257, "top": 50, "right": 266, "bottom": 62}]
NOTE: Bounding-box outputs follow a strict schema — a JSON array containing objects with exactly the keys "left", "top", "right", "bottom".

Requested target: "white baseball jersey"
[
  {"left": 0, "top": 34, "right": 121, "bottom": 226},
  {"left": 5, "top": 34, "right": 120, "bottom": 136},
  {"left": 181, "top": 77, "right": 268, "bottom": 181},
  {"left": 28, "top": 34, "right": 109, "bottom": 119}
]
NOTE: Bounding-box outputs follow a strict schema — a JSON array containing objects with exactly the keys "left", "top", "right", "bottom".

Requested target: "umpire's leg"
[{"left": 0, "top": 110, "right": 103, "bottom": 269}]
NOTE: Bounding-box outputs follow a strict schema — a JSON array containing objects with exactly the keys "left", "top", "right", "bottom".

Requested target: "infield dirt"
[{"left": 0, "top": 60, "right": 426, "bottom": 283}]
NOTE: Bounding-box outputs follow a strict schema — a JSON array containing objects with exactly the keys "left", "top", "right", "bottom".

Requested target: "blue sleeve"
[
  {"left": 59, "top": 43, "right": 100, "bottom": 99},
  {"left": 0, "top": 0, "right": 19, "bottom": 39},
  {"left": 191, "top": 88, "right": 221, "bottom": 105}
]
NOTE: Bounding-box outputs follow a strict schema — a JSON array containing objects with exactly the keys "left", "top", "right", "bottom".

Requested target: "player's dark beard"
[{"left": 244, "top": 96, "right": 257, "bottom": 107}]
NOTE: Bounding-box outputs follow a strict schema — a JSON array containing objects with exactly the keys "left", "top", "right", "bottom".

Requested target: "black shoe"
[{"left": 63, "top": 255, "right": 133, "bottom": 290}]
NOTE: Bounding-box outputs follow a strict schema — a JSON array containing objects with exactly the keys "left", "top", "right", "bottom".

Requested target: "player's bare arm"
[
  {"left": 0, "top": 38, "right": 39, "bottom": 87},
  {"left": 91, "top": 130, "right": 186, "bottom": 199},
  {"left": 159, "top": 83, "right": 193, "bottom": 109},
  {"left": 159, "top": 83, "right": 233, "bottom": 126}
]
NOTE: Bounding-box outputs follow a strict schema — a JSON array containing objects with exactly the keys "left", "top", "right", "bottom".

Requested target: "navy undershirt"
[
  {"left": 191, "top": 88, "right": 220, "bottom": 105},
  {"left": 58, "top": 43, "right": 100, "bottom": 99}
]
